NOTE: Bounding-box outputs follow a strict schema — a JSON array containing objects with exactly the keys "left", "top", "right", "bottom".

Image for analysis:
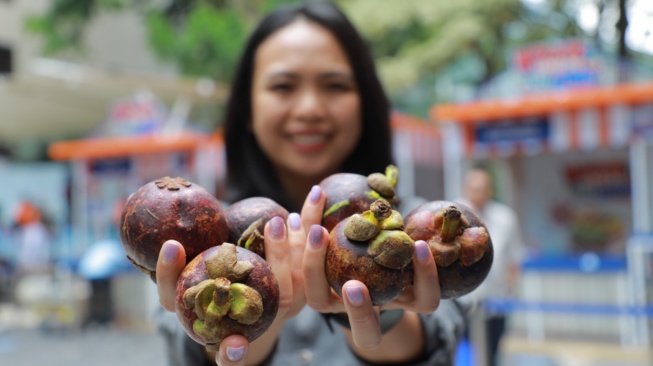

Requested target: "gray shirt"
[{"left": 157, "top": 298, "right": 469, "bottom": 366}]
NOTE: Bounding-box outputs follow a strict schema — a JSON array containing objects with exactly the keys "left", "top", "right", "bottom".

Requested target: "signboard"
[
  {"left": 510, "top": 39, "right": 605, "bottom": 92},
  {"left": 473, "top": 117, "right": 549, "bottom": 156}
]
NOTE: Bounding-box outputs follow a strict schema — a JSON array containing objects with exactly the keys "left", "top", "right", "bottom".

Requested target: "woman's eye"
[
  {"left": 326, "top": 83, "right": 350, "bottom": 91},
  {"left": 270, "top": 83, "right": 292, "bottom": 92}
]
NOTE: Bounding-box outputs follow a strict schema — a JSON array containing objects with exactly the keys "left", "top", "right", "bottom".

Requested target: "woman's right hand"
[{"left": 154, "top": 208, "right": 308, "bottom": 365}]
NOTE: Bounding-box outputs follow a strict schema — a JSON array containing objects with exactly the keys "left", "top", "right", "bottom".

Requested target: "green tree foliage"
[
  {"left": 24, "top": 0, "right": 649, "bottom": 115},
  {"left": 24, "top": 0, "right": 302, "bottom": 82}
]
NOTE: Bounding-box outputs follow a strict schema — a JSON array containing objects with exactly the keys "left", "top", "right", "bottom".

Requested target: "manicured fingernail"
[
  {"left": 226, "top": 345, "right": 246, "bottom": 361},
  {"left": 308, "top": 225, "right": 323, "bottom": 250},
  {"left": 269, "top": 216, "right": 285, "bottom": 240},
  {"left": 415, "top": 240, "right": 430, "bottom": 262},
  {"left": 162, "top": 241, "right": 178, "bottom": 264},
  {"left": 345, "top": 286, "right": 364, "bottom": 306},
  {"left": 288, "top": 212, "right": 301, "bottom": 231},
  {"left": 309, "top": 185, "right": 322, "bottom": 204}
]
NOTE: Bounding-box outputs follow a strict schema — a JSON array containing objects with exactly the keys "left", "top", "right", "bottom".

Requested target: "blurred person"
[
  {"left": 153, "top": 2, "right": 470, "bottom": 366},
  {"left": 79, "top": 197, "right": 132, "bottom": 327},
  {"left": 12, "top": 200, "right": 52, "bottom": 277},
  {"left": 458, "top": 165, "right": 525, "bottom": 366}
]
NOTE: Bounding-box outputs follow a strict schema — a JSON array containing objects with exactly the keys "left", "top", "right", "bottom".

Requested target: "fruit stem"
[
  {"left": 440, "top": 206, "right": 462, "bottom": 243},
  {"left": 370, "top": 199, "right": 392, "bottom": 221}
]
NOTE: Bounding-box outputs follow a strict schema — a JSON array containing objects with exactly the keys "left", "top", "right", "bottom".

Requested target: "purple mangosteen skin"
[
  {"left": 404, "top": 201, "right": 494, "bottom": 299},
  {"left": 120, "top": 177, "right": 229, "bottom": 282},
  {"left": 325, "top": 216, "right": 414, "bottom": 306},
  {"left": 175, "top": 245, "right": 280, "bottom": 347},
  {"left": 320, "top": 173, "right": 382, "bottom": 232},
  {"left": 225, "top": 197, "right": 289, "bottom": 258}
]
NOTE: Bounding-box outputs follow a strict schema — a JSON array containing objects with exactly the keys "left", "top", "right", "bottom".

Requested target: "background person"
[{"left": 459, "top": 164, "right": 525, "bottom": 366}]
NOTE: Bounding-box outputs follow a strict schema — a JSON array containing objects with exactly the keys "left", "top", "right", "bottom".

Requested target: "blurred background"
[{"left": 0, "top": 0, "right": 652, "bottom": 365}]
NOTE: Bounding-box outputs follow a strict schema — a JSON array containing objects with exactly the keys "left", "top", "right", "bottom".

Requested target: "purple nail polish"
[
  {"left": 226, "top": 346, "right": 246, "bottom": 361},
  {"left": 415, "top": 240, "right": 430, "bottom": 262},
  {"left": 162, "top": 242, "right": 178, "bottom": 263},
  {"left": 345, "top": 286, "right": 364, "bottom": 306},
  {"left": 309, "top": 185, "right": 322, "bottom": 203},
  {"left": 308, "top": 225, "right": 323, "bottom": 249},
  {"left": 269, "top": 216, "right": 285, "bottom": 240},
  {"left": 288, "top": 212, "right": 301, "bottom": 231}
]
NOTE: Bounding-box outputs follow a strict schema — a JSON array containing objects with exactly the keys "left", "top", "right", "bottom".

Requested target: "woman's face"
[{"left": 250, "top": 19, "right": 362, "bottom": 182}]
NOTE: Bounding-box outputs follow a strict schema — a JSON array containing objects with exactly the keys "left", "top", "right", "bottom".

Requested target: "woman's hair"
[{"left": 223, "top": 1, "right": 393, "bottom": 211}]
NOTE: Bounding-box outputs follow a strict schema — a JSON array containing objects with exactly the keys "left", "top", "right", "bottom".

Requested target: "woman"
[{"left": 155, "top": 2, "right": 468, "bottom": 365}]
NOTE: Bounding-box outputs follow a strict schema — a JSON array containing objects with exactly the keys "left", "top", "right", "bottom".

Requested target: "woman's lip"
[{"left": 288, "top": 133, "right": 329, "bottom": 152}]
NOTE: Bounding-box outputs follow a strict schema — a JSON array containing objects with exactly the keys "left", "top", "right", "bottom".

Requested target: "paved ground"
[{"left": 0, "top": 326, "right": 168, "bottom": 366}]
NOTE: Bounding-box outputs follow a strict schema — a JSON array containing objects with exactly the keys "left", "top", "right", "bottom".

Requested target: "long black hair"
[{"left": 223, "top": 1, "right": 393, "bottom": 211}]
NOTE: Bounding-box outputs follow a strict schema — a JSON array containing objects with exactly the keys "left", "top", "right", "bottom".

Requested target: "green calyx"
[
  {"left": 324, "top": 199, "right": 350, "bottom": 219},
  {"left": 238, "top": 219, "right": 264, "bottom": 251},
  {"left": 343, "top": 199, "right": 414, "bottom": 269},
  {"left": 183, "top": 243, "right": 264, "bottom": 342}
]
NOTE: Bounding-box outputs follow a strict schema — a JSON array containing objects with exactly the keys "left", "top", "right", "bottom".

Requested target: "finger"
[
  {"left": 264, "top": 216, "right": 293, "bottom": 312},
  {"left": 342, "top": 280, "right": 382, "bottom": 350},
  {"left": 303, "top": 224, "right": 340, "bottom": 312},
  {"left": 411, "top": 240, "right": 440, "bottom": 313},
  {"left": 300, "top": 185, "right": 325, "bottom": 231},
  {"left": 287, "top": 212, "right": 306, "bottom": 270},
  {"left": 286, "top": 212, "right": 306, "bottom": 314},
  {"left": 216, "top": 334, "right": 249, "bottom": 366},
  {"left": 156, "top": 240, "right": 186, "bottom": 311}
]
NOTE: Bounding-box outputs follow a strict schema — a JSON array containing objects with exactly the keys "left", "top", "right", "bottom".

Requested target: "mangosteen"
[
  {"left": 119, "top": 176, "right": 229, "bottom": 282},
  {"left": 320, "top": 165, "right": 399, "bottom": 232},
  {"left": 404, "top": 201, "right": 493, "bottom": 299},
  {"left": 325, "top": 199, "right": 415, "bottom": 305},
  {"left": 226, "top": 197, "right": 289, "bottom": 259},
  {"left": 175, "top": 243, "right": 279, "bottom": 351}
]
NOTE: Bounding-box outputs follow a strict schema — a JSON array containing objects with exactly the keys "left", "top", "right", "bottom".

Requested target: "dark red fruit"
[
  {"left": 226, "top": 197, "right": 289, "bottom": 259},
  {"left": 320, "top": 165, "right": 399, "bottom": 232},
  {"left": 404, "top": 201, "right": 493, "bottom": 299},
  {"left": 120, "top": 176, "right": 229, "bottom": 282},
  {"left": 325, "top": 200, "right": 414, "bottom": 305},
  {"left": 175, "top": 243, "right": 279, "bottom": 350}
]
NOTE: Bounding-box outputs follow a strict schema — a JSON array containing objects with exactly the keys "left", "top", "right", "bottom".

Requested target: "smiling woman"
[{"left": 250, "top": 19, "right": 362, "bottom": 205}]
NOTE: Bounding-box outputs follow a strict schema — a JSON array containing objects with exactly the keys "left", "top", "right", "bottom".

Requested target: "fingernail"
[
  {"left": 309, "top": 185, "right": 322, "bottom": 204},
  {"left": 415, "top": 240, "right": 430, "bottom": 262},
  {"left": 269, "top": 216, "right": 285, "bottom": 240},
  {"left": 226, "top": 345, "right": 246, "bottom": 361},
  {"left": 308, "top": 225, "right": 323, "bottom": 250},
  {"left": 288, "top": 212, "right": 301, "bottom": 231},
  {"left": 345, "top": 286, "right": 364, "bottom": 306},
  {"left": 162, "top": 241, "right": 178, "bottom": 264}
]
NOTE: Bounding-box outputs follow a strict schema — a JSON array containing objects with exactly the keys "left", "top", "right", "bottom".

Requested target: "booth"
[{"left": 431, "top": 82, "right": 653, "bottom": 364}]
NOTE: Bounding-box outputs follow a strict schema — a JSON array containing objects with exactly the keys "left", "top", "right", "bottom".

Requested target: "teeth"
[{"left": 291, "top": 134, "right": 327, "bottom": 145}]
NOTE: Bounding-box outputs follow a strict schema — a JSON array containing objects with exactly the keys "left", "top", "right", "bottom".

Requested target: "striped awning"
[{"left": 430, "top": 82, "right": 653, "bottom": 158}]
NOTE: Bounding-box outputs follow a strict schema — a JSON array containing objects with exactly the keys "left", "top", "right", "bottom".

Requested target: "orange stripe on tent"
[
  {"left": 430, "top": 82, "right": 653, "bottom": 123},
  {"left": 48, "top": 132, "right": 214, "bottom": 161}
]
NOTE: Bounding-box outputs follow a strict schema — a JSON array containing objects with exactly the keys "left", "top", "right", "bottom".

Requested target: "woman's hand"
[
  {"left": 301, "top": 187, "right": 441, "bottom": 350},
  {"left": 154, "top": 206, "right": 310, "bottom": 365}
]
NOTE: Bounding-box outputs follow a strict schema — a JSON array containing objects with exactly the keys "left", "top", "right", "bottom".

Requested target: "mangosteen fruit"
[
  {"left": 404, "top": 201, "right": 493, "bottom": 299},
  {"left": 175, "top": 243, "right": 279, "bottom": 351},
  {"left": 119, "top": 176, "right": 229, "bottom": 282},
  {"left": 325, "top": 199, "right": 415, "bottom": 306},
  {"left": 320, "top": 165, "right": 399, "bottom": 232},
  {"left": 226, "top": 197, "right": 289, "bottom": 259}
]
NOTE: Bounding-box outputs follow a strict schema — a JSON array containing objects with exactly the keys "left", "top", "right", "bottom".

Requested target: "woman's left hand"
[{"left": 301, "top": 188, "right": 441, "bottom": 350}]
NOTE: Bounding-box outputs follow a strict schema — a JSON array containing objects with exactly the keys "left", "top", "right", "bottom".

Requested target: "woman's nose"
[{"left": 293, "top": 88, "right": 326, "bottom": 121}]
